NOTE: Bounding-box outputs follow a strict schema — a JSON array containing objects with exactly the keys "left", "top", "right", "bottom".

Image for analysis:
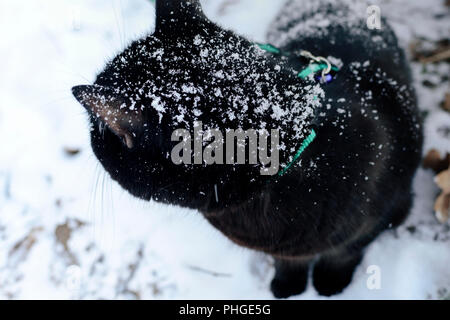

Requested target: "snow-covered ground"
[{"left": 0, "top": 0, "right": 449, "bottom": 300}]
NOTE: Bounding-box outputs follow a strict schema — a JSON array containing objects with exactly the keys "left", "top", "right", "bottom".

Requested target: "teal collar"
[
  {"left": 256, "top": 43, "right": 339, "bottom": 176},
  {"left": 278, "top": 129, "right": 317, "bottom": 176}
]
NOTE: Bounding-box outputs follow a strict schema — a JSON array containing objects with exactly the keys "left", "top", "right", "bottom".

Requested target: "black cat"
[{"left": 72, "top": 0, "right": 423, "bottom": 298}]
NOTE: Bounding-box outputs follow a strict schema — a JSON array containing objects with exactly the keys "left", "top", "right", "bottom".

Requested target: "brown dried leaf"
[
  {"left": 434, "top": 193, "right": 450, "bottom": 223},
  {"left": 441, "top": 93, "right": 450, "bottom": 112},
  {"left": 423, "top": 149, "right": 450, "bottom": 173},
  {"left": 64, "top": 147, "right": 81, "bottom": 156},
  {"left": 8, "top": 227, "right": 44, "bottom": 266},
  {"left": 55, "top": 224, "right": 71, "bottom": 249},
  {"left": 435, "top": 169, "right": 450, "bottom": 194},
  {"left": 54, "top": 219, "right": 86, "bottom": 265}
]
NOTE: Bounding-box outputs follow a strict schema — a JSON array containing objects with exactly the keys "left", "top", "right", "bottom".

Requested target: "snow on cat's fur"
[{"left": 72, "top": 0, "right": 423, "bottom": 297}]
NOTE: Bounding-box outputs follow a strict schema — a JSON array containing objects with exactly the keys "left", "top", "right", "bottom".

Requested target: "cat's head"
[{"left": 72, "top": 0, "right": 319, "bottom": 212}]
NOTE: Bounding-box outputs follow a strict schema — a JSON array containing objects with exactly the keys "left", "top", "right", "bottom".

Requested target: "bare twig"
[
  {"left": 420, "top": 48, "right": 450, "bottom": 64},
  {"left": 186, "top": 264, "right": 232, "bottom": 278}
]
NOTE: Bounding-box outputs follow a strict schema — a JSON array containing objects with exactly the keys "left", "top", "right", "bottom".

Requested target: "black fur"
[{"left": 72, "top": 0, "right": 423, "bottom": 297}]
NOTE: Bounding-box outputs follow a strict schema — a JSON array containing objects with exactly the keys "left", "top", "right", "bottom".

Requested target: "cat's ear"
[
  {"left": 155, "top": 0, "right": 205, "bottom": 34},
  {"left": 72, "top": 85, "right": 142, "bottom": 149}
]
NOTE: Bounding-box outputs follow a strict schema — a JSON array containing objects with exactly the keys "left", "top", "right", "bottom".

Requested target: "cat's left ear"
[
  {"left": 72, "top": 85, "right": 142, "bottom": 149},
  {"left": 155, "top": 0, "right": 206, "bottom": 34}
]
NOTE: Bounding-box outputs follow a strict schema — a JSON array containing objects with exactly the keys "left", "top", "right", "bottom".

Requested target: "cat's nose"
[{"left": 71, "top": 85, "right": 90, "bottom": 102}]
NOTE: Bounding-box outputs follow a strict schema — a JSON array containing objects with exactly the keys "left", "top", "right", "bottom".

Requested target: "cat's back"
[
  {"left": 267, "top": 0, "right": 408, "bottom": 78},
  {"left": 267, "top": 0, "right": 422, "bottom": 149}
]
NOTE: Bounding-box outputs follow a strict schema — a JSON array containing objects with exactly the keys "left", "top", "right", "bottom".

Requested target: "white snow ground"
[{"left": 0, "top": 0, "right": 449, "bottom": 300}]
